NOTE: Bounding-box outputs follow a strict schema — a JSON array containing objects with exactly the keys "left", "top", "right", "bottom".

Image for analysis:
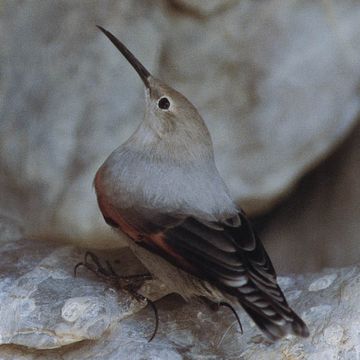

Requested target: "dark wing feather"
[{"left": 146, "top": 210, "right": 309, "bottom": 340}]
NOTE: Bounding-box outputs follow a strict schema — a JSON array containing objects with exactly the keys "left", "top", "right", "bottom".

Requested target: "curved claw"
[
  {"left": 73, "top": 262, "right": 85, "bottom": 277},
  {"left": 128, "top": 291, "right": 159, "bottom": 342},
  {"left": 219, "top": 302, "right": 243, "bottom": 334},
  {"left": 146, "top": 298, "right": 159, "bottom": 342}
]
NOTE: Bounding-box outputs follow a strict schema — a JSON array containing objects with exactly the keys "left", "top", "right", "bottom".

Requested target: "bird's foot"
[
  {"left": 74, "top": 251, "right": 152, "bottom": 285},
  {"left": 74, "top": 251, "right": 158, "bottom": 341}
]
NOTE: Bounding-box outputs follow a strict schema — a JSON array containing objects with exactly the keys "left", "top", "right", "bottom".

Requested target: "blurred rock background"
[{"left": 0, "top": 0, "right": 359, "bottom": 274}]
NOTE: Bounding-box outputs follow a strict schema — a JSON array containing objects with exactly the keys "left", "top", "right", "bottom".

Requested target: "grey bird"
[{"left": 94, "top": 26, "right": 309, "bottom": 341}]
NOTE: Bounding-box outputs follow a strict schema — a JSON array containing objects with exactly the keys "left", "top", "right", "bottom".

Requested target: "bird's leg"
[{"left": 74, "top": 251, "right": 158, "bottom": 341}]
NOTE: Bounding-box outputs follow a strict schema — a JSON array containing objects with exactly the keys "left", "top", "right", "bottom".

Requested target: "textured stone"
[
  {"left": 0, "top": 241, "right": 360, "bottom": 358},
  {"left": 0, "top": 236, "right": 162, "bottom": 350},
  {"left": 0, "top": 218, "right": 359, "bottom": 358},
  {"left": 308, "top": 274, "right": 337, "bottom": 292},
  {"left": 1, "top": 1, "right": 360, "bottom": 246}
]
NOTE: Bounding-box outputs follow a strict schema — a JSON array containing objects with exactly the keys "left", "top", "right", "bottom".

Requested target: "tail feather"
[{"left": 239, "top": 292, "right": 309, "bottom": 341}]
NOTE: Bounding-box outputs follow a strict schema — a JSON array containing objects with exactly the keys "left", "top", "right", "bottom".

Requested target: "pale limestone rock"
[
  {"left": 0, "top": 218, "right": 360, "bottom": 358},
  {"left": 0, "top": 236, "right": 160, "bottom": 349},
  {"left": 1, "top": 1, "right": 360, "bottom": 246},
  {"left": 308, "top": 274, "right": 338, "bottom": 292}
]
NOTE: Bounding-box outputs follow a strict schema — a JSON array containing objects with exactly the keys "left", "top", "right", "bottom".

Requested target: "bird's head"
[{"left": 97, "top": 26, "right": 213, "bottom": 161}]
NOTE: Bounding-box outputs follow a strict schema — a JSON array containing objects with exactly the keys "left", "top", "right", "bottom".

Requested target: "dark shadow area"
[{"left": 255, "top": 120, "right": 360, "bottom": 273}]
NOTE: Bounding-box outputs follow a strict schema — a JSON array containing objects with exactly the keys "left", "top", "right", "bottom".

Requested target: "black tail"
[
  {"left": 240, "top": 299, "right": 309, "bottom": 341},
  {"left": 232, "top": 238, "right": 309, "bottom": 340}
]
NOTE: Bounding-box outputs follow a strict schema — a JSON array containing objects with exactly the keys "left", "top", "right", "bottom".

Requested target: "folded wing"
[{"left": 98, "top": 190, "right": 308, "bottom": 340}]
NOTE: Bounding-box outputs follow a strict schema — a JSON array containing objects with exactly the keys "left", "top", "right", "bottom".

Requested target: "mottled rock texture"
[
  {"left": 0, "top": 238, "right": 151, "bottom": 349},
  {"left": 1, "top": 0, "right": 360, "bottom": 246},
  {"left": 0, "top": 229, "right": 359, "bottom": 359}
]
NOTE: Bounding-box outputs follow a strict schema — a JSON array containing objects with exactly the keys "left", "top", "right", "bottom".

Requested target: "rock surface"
[
  {"left": 1, "top": 1, "right": 360, "bottom": 245},
  {"left": 0, "top": 237, "right": 157, "bottom": 350},
  {"left": 0, "top": 221, "right": 360, "bottom": 359}
]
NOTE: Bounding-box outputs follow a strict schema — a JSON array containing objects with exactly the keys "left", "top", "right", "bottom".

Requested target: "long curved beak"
[{"left": 97, "top": 26, "right": 151, "bottom": 88}]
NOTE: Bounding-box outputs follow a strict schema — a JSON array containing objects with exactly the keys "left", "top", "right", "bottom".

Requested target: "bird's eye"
[{"left": 158, "top": 97, "right": 170, "bottom": 110}]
